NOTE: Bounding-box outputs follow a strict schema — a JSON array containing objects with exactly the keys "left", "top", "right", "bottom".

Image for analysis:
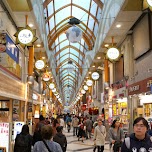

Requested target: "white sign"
[
  {"left": 0, "top": 123, "right": 9, "bottom": 152},
  {"left": 14, "top": 122, "right": 25, "bottom": 140},
  {"left": 35, "top": 60, "right": 45, "bottom": 70},
  {"left": 147, "top": 0, "right": 152, "bottom": 6},
  {"left": 129, "top": 85, "right": 140, "bottom": 92},
  {"left": 107, "top": 47, "right": 120, "bottom": 60},
  {"left": 86, "top": 79, "right": 93, "bottom": 86},
  {"left": 18, "top": 29, "right": 33, "bottom": 44},
  {"left": 91, "top": 72, "right": 99, "bottom": 80}
]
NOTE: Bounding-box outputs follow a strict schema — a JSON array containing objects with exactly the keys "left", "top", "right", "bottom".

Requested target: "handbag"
[{"left": 42, "top": 140, "right": 52, "bottom": 152}]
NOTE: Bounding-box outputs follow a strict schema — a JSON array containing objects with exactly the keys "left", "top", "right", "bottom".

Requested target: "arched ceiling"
[{"left": 43, "top": 0, "right": 104, "bottom": 104}]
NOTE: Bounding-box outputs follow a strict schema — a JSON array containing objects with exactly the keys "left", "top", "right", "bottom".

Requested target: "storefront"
[{"left": 128, "top": 77, "right": 152, "bottom": 122}]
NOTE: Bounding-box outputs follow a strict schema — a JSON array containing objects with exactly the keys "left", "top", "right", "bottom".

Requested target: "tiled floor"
[{"left": 63, "top": 128, "right": 110, "bottom": 152}]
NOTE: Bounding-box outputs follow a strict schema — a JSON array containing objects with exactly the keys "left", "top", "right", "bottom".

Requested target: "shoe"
[
  {"left": 78, "top": 138, "right": 80, "bottom": 141},
  {"left": 82, "top": 140, "right": 84, "bottom": 143}
]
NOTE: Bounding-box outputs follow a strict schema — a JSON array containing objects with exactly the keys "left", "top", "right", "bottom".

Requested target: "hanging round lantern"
[
  {"left": 35, "top": 60, "right": 45, "bottom": 70},
  {"left": 66, "top": 25, "right": 82, "bottom": 43},
  {"left": 86, "top": 79, "right": 93, "bottom": 86},
  {"left": 83, "top": 85, "right": 88, "bottom": 91},
  {"left": 107, "top": 47, "right": 120, "bottom": 60},
  {"left": 91, "top": 72, "right": 99, "bottom": 80},
  {"left": 81, "top": 89, "right": 86, "bottom": 94},
  {"left": 49, "top": 83, "right": 55, "bottom": 89},
  {"left": 52, "top": 88, "right": 56, "bottom": 92},
  {"left": 42, "top": 72, "right": 50, "bottom": 81}
]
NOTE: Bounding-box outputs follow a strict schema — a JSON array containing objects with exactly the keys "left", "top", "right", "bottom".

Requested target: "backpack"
[
  {"left": 125, "top": 136, "right": 152, "bottom": 149},
  {"left": 15, "top": 134, "right": 29, "bottom": 148}
]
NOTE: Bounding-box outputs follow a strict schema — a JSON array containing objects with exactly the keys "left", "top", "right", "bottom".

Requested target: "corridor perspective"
[{"left": 0, "top": 0, "right": 152, "bottom": 152}]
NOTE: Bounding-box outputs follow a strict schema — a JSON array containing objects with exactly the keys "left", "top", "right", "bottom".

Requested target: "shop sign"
[
  {"left": 129, "top": 85, "right": 140, "bottom": 92},
  {"left": 0, "top": 123, "right": 9, "bottom": 152}
]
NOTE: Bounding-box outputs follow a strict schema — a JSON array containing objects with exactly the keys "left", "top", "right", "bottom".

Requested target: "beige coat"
[{"left": 93, "top": 125, "right": 106, "bottom": 146}]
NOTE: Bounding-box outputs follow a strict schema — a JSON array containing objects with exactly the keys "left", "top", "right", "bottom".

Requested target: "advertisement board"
[
  {"left": 0, "top": 123, "right": 9, "bottom": 152},
  {"left": 13, "top": 122, "right": 24, "bottom": 140}
]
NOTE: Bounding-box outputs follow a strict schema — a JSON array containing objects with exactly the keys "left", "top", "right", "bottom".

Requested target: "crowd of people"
[{"left": 13, "top": 114, "right": 152, "bottom": 152}]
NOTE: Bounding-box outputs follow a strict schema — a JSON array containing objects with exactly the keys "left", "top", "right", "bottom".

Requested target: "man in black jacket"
[
  {"left": 53, "top": 126, "right": 67, "bottom": 152},
  {"left": 121, "top": 117, "right": 152, "bottom": 152}
]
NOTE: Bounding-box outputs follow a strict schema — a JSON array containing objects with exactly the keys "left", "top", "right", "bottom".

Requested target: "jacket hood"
[{"left": 130, "top": 133, "right": 151, "bottom": 141}]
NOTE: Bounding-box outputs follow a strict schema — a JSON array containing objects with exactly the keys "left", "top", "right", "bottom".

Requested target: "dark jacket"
[
  {"left": 53, "top": 133, "right": 67, "bottom": 152},
  {"left": 14, "top": 133, "right": 32, "bottom": 152},
  {"left": 121, "top": 133, "right": 152, "bottom": 152}
]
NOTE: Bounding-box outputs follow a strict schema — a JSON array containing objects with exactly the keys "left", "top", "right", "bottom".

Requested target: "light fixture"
[
  {"left": 27, "top": 76, "right": 34, "bottom": 84},
  {"left": 116, "top": 24, "right": 121, "bottom": 28},
  {"left": 49, "top": 83, "right": 55, "bottom": 89},
  {"left": 104, "top": 82, "right": 109, "bottom": 90},
  {"left": 92, "top": 65, "right": 95, "bottom": 67},
  {"left": 104, "top": 44, "right": 109, "bottom": 47},
  {"left": 83, "top": 85, "right": 88, "bottom": 90},
  {"left": 29, "top": 23, "right": 34, "bottom": 27},
  {"left": 147, "top": 0, "right": 152, "bottom": 6},
  {"left": 97, "top": 57, "right": 101, "bottom": 59},
  {"left": 36, "top": 44, "right": 41, "bottom": 47},
  {"left": 86, "top": 79, "right": 93, "bottom": 86},
  {"left": 91, "top": 72, "right": 100, "bottom": 80},
  {"left": 35, "top": 60, "right": 45, "bottom": 70}
]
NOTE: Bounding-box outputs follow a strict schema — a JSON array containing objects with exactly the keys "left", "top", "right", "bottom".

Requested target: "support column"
[
  {"left": 104, "top": 59, "right": 109, "bottom": 82},
  {"left": 28, "top": 46, "right": 34, "bottom": 76}
]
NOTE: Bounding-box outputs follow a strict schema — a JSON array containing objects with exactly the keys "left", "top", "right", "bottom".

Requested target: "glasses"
[{"left": 134, "top": 124, "right": 146, "bottom": 128}]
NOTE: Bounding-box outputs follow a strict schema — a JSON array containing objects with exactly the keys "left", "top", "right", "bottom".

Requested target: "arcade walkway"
[{"left": 63, "top": 128, "right": 110, "bottom": 152}]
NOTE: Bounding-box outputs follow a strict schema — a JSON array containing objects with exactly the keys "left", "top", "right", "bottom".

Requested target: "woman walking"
[
  {"left": 108, "top": 119, "right": 124, "bottom": 152},
  {"left": 93, "top": 118, "right": 106, "bottom": 152}
]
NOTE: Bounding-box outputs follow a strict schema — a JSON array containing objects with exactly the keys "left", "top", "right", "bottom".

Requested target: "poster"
[
  {"left": 13, "top": 122, "right": 24, "bottom": 140},
  {"left": 12, "top": 100, "right": 20, "bottom": 121},
  {"left": 0, "top": 123, "right": 9, "bottom": 152}
]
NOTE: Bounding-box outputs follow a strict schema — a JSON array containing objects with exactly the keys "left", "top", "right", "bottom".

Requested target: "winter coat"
[
  {"left": 14, "top": 133, "right": 32, "bottom": 152},
  {"left": 121, "top": 133, "right": 152, "bottom": 152},
  {"left": 53, "top": 133, "right": 67, "bottom": 152},
  {"left": 93, "top": 125, "right": 106, "bottom": 146},
  {"left": 33, "top": 140, "right": 62, "bottom": 152}
]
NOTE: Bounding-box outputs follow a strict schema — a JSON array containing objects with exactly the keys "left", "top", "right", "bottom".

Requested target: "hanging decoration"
[
  {"left": 91, "top": 72, "right": 100, "bottom": 80},
  {"left": 35, "top": 59, "right": 45, "bottom": 70},
  {"left": 106, "top": 37, "right": 120, "bottom": 62},
  {"left": 86, "top": 79, "right": 93, "bottom": 86},
  {"left": 14, "top": 25, "right": 38, "bottom": 48},
  {"left": 42, "top": 72, "right": 50, "bottom": 81}
]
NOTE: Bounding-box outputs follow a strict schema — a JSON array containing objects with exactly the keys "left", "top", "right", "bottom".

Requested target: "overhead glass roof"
[{"left": 43, "top": 0, "right": 104, "bottom": 103}]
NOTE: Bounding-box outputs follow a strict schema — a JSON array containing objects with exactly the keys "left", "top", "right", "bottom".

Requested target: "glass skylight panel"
[
  {"left": 94, "top": 22, "right": 99, "bottom": 36},
  {"left": 56, "top": 45, "right": 59, "bottom": 53},
  {"left": 60, "top": 40, "right": 69, "bottom": 50},
  {"left": 60, "top": 54, "right": 69, "bottom": 63},
  {"left": 47, "top": 1, "right": 53, "bottom": 16},
  {"left": 59, "top": 34, "right": 67, "bottom": 42},
  {"left": 72, "top": 0, "right": 90, "bottom": 10},
  {"left": 49, "top": 17, "right": 55, "bottom": 31},
  {"left": 60, "top": 49, "right": 69, "bottom": 56},
  {"left": 81, "top": 39, "right": 85, "bottom": 46},
  {"left": 70, "top": 54, "right": 78, "bottom": 62},
  {"left": 54, "top": 0, "right": 70, "bottom": 10},
  {"left": 72, "top": 6, "right": 86, "bottom": 21},
  {"left": 56, "top": 54, "right": 59, "bottom": 61},
  {"left": 70, "top": 42, "right": 79, "bottom": 49},
  {"left": 97, "top": 8, "right": 102, "bottom": 20},
  {"left": 56, "top": 20, "right": 67, "bottom": 30},
  {"left": 90, "top": 1, "right": 98, "bottom": 15},
  {"left": 79, "top": 24, "right": 87, "bottom": 31},
  {"left": 88, "top": 16, "right": 95, "bottom": 31},
  {"left": 55, "top": 38, "right": 59, "bottom": 45},
  {"left": 55, "top": 6, "right": 70, "bottom": 25}
]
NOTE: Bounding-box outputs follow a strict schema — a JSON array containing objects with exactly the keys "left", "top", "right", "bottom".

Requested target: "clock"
[
  {"left": 18, "top": 29, "right": 33, "bottom": 44},
  {"left": 107, "top": 47, "right": 120, "bottom": 60}
]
